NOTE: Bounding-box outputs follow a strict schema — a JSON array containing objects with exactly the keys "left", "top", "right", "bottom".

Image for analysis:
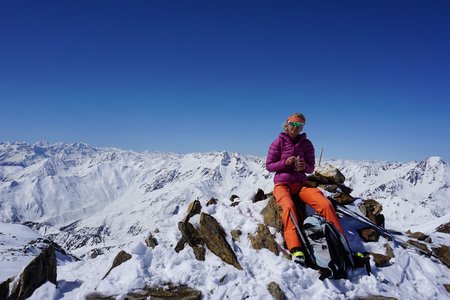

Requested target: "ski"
[{"left": 329, "top": 197, "right": 438, "bottom": 259}]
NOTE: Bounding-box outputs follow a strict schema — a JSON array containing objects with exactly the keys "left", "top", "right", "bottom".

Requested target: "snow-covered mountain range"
[
  {"left": 0, "top": 141, "right": 274, "bottom": 256},
  {"left": 1, "top": 141, "right": 449, "bottom": 299},
  {"left": 1, "top": 141, "right": 448, "bottom": 253},
  {"left": 331, "top": 156, "right": 449, "bottom": 230}
]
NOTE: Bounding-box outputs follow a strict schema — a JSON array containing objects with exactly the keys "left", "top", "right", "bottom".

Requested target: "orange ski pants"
[{"left": 273, "top": 183, "right": 345, "bottom": 251}]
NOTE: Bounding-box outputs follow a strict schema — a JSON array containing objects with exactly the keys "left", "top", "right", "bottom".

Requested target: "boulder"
[
  {"left": 230, "top": 201, "right": 240, "bottom": 207},
  {"left": 384, "top": 243, "right": 395, "bottom": 258},
  {"left": 127, "top": 285, "right": 202, "bottom": 300},
  {"left": 183, "top": 200, "right": 202, "bottom": 223},
  {"left": 176, "top": 221, "right": 205, "bottom": 261},
  {"left": 230, "top": 195, "right": 239, "bottom": 202},
  {"left": 305, "top": 180, "right": 319, "bottom": 187},
  {"left": 178, "top": 222, "right": 203, "bottom": 248},
  {"left": 206, "top": 197, "right": 218, "bottom": 206},
  {"left": 231, "top": 229, "right": 242, "bottom": 242},
  {"left": 436, "top": 222, "right": 450, "bottom": 234},
  {"left": 337, "top": 183, "right": 353, "bottom": 195},
  {"left": 333, "top": 192, "right": 355, "bottom": 204},
  {"left": 432, "top": 245, "right": 450, "bottom": 268},
  {"left": 145, "top": 232, "right": 158, "bottom": 248},
  {"left": 360, "top": 228, "right": 380, "bottom": 242},
  {"left": 359, "top": 199, "right": 385, "bottom": 227},
  {"left": 406, "top": 240, "right": 431, "bottom": 255},
  {"left": 248, "top": 224, "right": 279, "bottom": 255},
  {"left": 407, "top": 231, "right": 432, "bottom": 243},
  {"left": 252, "top": 188, "right": 268, "bottom": 203},
  {"left": 85, "top": 293, "right": 115, "bottom": 300},
  {"left": 102, "top": 250, "right": 132, "bottom": 280},
  {"left": 261, "top": 196, "right": 283, "bottom": 232},
  {"left": 356, "top": 199, "right": 386, "bottom": 242},
  {"left": 9, "top": 245, "right": 57, "bottom": 300},
  {"left": 267, "top": 282, "right": 285, "bottom": 300},
  {"left": 314, "top": 164, "right": 346, "bottom": 184},
  {"left": 86, "top": 285, "right": 202, "bottom": 300},
  {"left": 199, "top": 213, "right": 242, "bottom": 270},
  {"left": 321, "top": 184, "right": 338, "bottom": 193},
  {"left": 368, "top": 252, "right": 391, "bottom": 267},
  {"left": 89, "top": 248, "right": 105, "bottom": 259},
  {"left": 306, "top": 174, "right": 329, "bottom": 185},
  {"left": 0, "top": 277, "right": 13, "bottom": 300}
]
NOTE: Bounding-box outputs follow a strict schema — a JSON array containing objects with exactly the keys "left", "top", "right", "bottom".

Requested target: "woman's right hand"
[{"left": 285, "top": 156, "right": 297, "bottom": 166}]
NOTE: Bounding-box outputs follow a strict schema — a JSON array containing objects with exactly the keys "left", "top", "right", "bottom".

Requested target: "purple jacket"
[{"left": 266, "top": 132, "right": 315, "bottom": 185}]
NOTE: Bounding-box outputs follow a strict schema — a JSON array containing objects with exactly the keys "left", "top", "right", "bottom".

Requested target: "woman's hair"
[{"left": 283, "top": 112, "right": 306, "bottom": 132}]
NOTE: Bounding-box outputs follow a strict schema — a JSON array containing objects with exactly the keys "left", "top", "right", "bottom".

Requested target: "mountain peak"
[{"left": 425, "top": 156, "right": 446, "bottom": 165}]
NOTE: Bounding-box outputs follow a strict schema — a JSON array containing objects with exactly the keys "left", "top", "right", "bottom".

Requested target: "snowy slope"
[
  {"left": 1, "top": 142, "right": 450, "bottom": 299},
  {"left": 0, "top": 221, "right": 74, "bottom": 283}
]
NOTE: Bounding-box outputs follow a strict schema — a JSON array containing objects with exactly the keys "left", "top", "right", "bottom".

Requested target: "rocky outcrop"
[
  {"left": 436, "top": 222, "right": 450, "bottom": 234},
  {"left": 314, "top": 164, "right": 346, "bottom": 184},
  {"left": 176, "top": 220, "right": 206, "bottom": 261},
  {"left": 432, "top": 245, "right": 450, "bottom": 268},
  {"left": 176, "top": 199, "right": 246, "bottom": 270},
  {"left": 8, "top": 245, "right": 57, "bottom": 300},
  {"left": 175, "top": 199, "right": 207, "bottom": 261},
  {"left": 261, "top": 196, "right": 283, "bottom": 232},
  {"left": 199, "top": 213, "right": 242, "bottom": 270},
  {"left": 248, "top": 224, "right": 279, "bottom": 255},
  {"left": 86, "top": 285, "right": 202, "bottom": 300},
  {"left": 308, "top": 165, "right": 387, "bottom": 243},
  {"left": 0, "top": 278, "right": 13, "bottom": 300},
  {"left": 307, "top": 164, "right": 355, "bottom": 205},
  {"left": 358, "top": 199, "right": 385, "bottom": 242},
  {"left": 296, "top": 165, "right": 394, "bottom": 267},
  {"left": 183, "top": 200, "right": 202, "bottom": 223}
]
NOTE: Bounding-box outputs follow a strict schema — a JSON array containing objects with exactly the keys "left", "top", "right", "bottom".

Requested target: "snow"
[
  {"left": 0, "top": 222, "right": 41, "bottom": 282},
  {"left": 1, "top": 142, "right": 449, "bottom": 299}
]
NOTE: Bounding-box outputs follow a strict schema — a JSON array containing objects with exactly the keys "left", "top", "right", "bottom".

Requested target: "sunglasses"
[{"left": 289, "top": 121, "right": 304, "bottom": 128}]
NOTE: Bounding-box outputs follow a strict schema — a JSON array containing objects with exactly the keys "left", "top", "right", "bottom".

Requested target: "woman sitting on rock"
[{"left": 265, "top": 112, "right": 345, "bottom": 265}]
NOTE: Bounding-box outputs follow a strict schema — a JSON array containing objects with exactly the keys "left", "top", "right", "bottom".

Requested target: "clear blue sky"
[{"left": 1, "top": 0, "right": 449, "bottom": 162}]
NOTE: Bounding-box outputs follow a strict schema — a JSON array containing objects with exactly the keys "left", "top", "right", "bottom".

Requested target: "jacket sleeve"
[
  {"left": 303, "top": 139, "right": 315, "bottom": 174},
  {"left": 266, "top": 139, "right": 286, "bottom": 172}
]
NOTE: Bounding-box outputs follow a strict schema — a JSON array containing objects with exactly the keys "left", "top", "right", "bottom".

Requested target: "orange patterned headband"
[{"left": 288, "top": 116, "right": 305, "bottom": 123}]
